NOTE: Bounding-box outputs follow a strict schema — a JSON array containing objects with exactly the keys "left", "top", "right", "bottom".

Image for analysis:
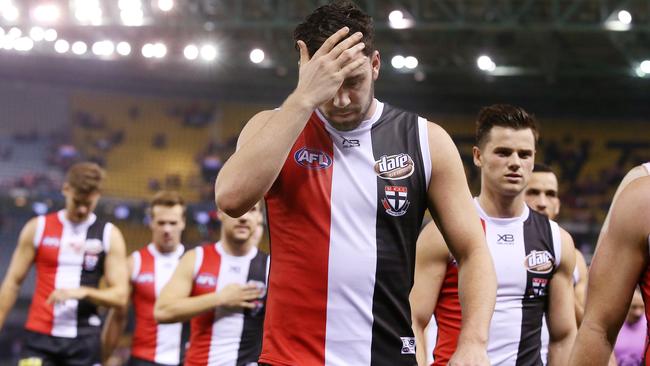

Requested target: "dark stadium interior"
[{"left": 0, "top": 0, "right": 649, "bottom": 364}]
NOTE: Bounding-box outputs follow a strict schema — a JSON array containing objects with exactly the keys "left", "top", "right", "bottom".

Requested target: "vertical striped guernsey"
[
  {"left": 26, "top": 210, "right": 112, "bottom": 338},
  {"left": 131, "top": 243, "right": 185, "bottom": 365},
  {"left": 185, "top": 242, "right": 269, "bottom": 366},
  {"left": 261, "top": 100, "right": 432, "bottom": 366}
]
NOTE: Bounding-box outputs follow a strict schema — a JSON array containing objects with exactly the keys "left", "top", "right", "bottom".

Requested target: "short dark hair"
[
  {"left": 533, "top": 163, "right": 554, "bottom": 173},
  {"left": 65, "top": 162, "right": 105, "bottom": 194},
  {"left": 293, "top": 0, "right": 375, "bottom": 58},
  {"left": 475, "top": 104, "right": 539, "bottom": 148},
  {"left": 150, "top": 190, "right": 185, "bottom": 217}
]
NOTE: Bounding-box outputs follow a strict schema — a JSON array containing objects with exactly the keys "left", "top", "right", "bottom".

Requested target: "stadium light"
[
  {"left": 43, "top": 28, "right": 57, "bottom": 41},
  {"left": 404, "top": 56, "right": 418, "bottom": 69},
  {"left": 71, "top": 41, "right": 87, "bottom": 55},
  {"left": 388, "top": 9, "right": 414, "bottom": 29},
  {"left": 477, "top": 55, "right": 496, "bottom": 72},
  {"left": 120, "top": 0, "right": 143, "bottom": 26},
  {"left": 640, "top": 60, "right": 650, "bottom": 74},
  {"left": 29, "top": 26, "right": 45, "bottom": 41},
  {"left": 618, "top": 10, "right": 632, "bottom": 25},
  {"left": 92, "top": 40, "right": 114, "bottom": 56},
  {"left": 391, "top": 55, "right": 405, "bottom": 69},
  {"left": 141, "top": 43, "right": 154, "bottom": 58},
  {"left": 7, "top": 27, "right": 21, "bottom": 39},
  {"left": 54, "top": 39, "right": 69, "bottom": 53},
  {"left": 200, "top": 44, "right": 217, "bottom": 61},
  {"left": 1, "top": 2, "right": 19, "bottom": 22},
  {"left": 250, "top": 48, "right": 265, "bottom": 64},
  {"left": 158, "top": 0, "right": 174, "bottom": 12},
  {"left": 32, "top": 3, "right": 60, "bottom": 24},
  {"left": 14, "top": 37, "right": 34, "bottom": 51},
  {"left": 73, "top": 0, "right": 102, "bottom": 25},
  {"left": 153, "top": 42, "right": 167, "bottom": 58},
  {"left": 184, "top": 44, "right": 199, "bottom": 60},
  {"left": 116, "top": 41, "right": 131, "bottom": 56}
]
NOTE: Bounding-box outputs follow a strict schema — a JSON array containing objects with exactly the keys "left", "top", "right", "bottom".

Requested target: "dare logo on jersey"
[
  {"left": 294, "top": 147, "right": 332, "bottom": 169},
  {"left": 195, "top": 273, "right": 218, "bottom": 288},
  {"left": 374, "top": 153, "right": 415, "bottom": 180},
  {"left": 524, "top": 250, "right": 555, "bottom": 274}
]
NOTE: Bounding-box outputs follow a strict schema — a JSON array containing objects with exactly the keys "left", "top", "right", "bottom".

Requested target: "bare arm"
[
  {"left": 410, "top": 221, "right": 451, "bottom": 366},
  {"left": 48, "top": 226, "right": 129, "bottom": 308},
  {"left": 570, "top": 178, "right": 650, "bottom": 366},
  {"left": 101, "top": 255, "right": 133, "bottom": 362},
  {"left": 215, "top": 27, "right": 368, "bottom": 217},
  {"left": 0, "top": 218, "right": 37, "bottom": 331},
  {"left": 598, "top": 165, "right": 648, "bottom": 242},
  {"left": 426, "top": 122, "right": 496, "bottom": 364},
  {"left": 574, "top": 249, "right": 588, "bottom": 325},
  {"left": 547, "top": 228, "right": 577, "bottom": 366},
  {"left": 154, "top": 250, "right": 262, "bottom": 323}
]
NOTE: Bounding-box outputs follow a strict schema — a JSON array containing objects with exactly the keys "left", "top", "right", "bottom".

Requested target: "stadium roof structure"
[{"left": 1, "top": 0, "right": 649, "bottom": 117}]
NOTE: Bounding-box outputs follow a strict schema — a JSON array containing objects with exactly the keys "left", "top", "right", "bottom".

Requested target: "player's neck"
[
  {"left": 477, "top": 190, "right": 526, "bottom": 218},
  {"left": 220, "top": 239, "right": 254, "bottom": 257}
]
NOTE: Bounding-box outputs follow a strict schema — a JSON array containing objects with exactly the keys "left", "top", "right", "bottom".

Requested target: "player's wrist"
[{"left": 285, "top": 91, "right": 318, "bottom": 112}]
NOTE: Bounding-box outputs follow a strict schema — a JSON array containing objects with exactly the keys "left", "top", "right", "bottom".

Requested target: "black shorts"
[
  {"left": 18, "top": 329, "right": 101, "bottom": 366},
  {"left": 127, "top": 357, "right": 180, "bottom": 366}
]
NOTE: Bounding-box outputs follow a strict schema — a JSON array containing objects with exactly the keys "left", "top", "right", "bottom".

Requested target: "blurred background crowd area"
[{"left": 1, "top": 0, "right": 650, "bottom": 363}]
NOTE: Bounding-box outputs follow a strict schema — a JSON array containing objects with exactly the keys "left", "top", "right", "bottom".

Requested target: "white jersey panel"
[
  {"left": 51, "top": 211, "right": 97, "bottom": 338},
  {"left": 320, "top": 102, "right": 383, "bottom": 366}
]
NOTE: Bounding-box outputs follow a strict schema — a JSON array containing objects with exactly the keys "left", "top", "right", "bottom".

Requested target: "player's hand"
[
  {"left": 215, "top": 283, "right": 263, "bottom": 310},
  {"left": 294, "top": 27, "right": 368, "bottom": 109},
  {"left": 448, "top": 341, "right": 490, "bottom": 366},
  {"left": 46, "top": 287, "right": 88, "bottom": 304}
]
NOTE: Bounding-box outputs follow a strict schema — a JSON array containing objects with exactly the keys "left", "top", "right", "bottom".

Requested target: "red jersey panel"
[{"left": 432, "top": 259, "right": 461, "bottom": 366}]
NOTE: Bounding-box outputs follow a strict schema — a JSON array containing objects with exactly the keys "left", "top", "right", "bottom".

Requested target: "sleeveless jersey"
[
  {"left": 131, "top": 243, "right": 185, "bottom": 365},
  {"left": 185, "top": 242, "right": 269, "bottom": 366},
  {"left": 262, "top": 101, "right": 431, "bottom": 366},
  {"left": 431, "top": 258, "right": 461, "bottom": 366},
  {"left": 475, "top": 200, "right": 562, "bottom": 366},
  {"left": 25, "top": 210, "right": 112, "bottom": 338}
]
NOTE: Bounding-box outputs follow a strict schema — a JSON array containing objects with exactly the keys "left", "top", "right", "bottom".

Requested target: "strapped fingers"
[
  {"left": 312, "top": 27, "right": 350, "bottom": 59},
  {"left": 240, "top": 302, "right": 256, "bottom": 309},
  {"left": 297, "top": 40, "right": 310, "bottom": 67}
]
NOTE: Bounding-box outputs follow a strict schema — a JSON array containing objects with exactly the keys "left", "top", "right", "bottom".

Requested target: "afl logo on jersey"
[
  {"left": 374, "top": 153, "right": 415, "bottom": 180},
  {"left": 135, "top": 272, "right": 155, "bottom": 284},
  {"left": 294, "top": 147, "right": 332, "bottom": 169},
  {"left": 524, "top": 250, "right": 555, "bottom": 274}
]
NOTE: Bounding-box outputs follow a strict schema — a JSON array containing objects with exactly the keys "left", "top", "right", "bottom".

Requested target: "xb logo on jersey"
[
  {"left": 497, "top": 234, "right": 515, "bottom": 245},
  {"left": 524, "top": 250, "right": 555, "bottom": 274},
  {"left": 382, "top": 186, "right": 410, "bottom": 217},
  {"left": 294, "top": 147, "right": 332, "bottom": 169}
]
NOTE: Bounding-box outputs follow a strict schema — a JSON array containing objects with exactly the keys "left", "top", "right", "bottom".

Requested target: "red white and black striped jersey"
[
  {"left": 476, "top": 200, "right": 562, "bottom": 366},
  {"left": 261, "top": 101, "right": 432, "bottom": 366},
  {"left": 131, "top": 243, "right": 185, "bottom": 365},
  {"left": 185, "top": 242, "right": 269, "bottom": 366},
  {"left": 25, "top": 210, "right": 112, "bottom": 338}
]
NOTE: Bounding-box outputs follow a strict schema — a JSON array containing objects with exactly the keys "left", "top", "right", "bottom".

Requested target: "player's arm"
[
  {"left": 101, "top": 254, "right": 134, "bottom": 362},
  {"left": 425, "top": 122, "right": 496, "bottom": 364},
  {"left": 215, "top": 27, "right": 367, "bottom": 217},
  {"left": 410, "top": 221, "right": 451, "bottom": 366},
  {"left": 574, "top": 250, "right": 588, "bottom": 325},
  {"left": 546, "top": 228, "right": 577, "bottom": 366},
  {"left": 599, "top": 165, "right": 648, "bottom": 234},
  {"left": 0, "top": 218, "right": 37, "bottom": 331},
  {"left": 48, "top": 225, "right": 129, "bottom": 308},
  {"left": 154, "top": 250, "right": 262, "bottom": 323},
  {"left": 569, "top": 178, "right": 650, "bottom": 366}
]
